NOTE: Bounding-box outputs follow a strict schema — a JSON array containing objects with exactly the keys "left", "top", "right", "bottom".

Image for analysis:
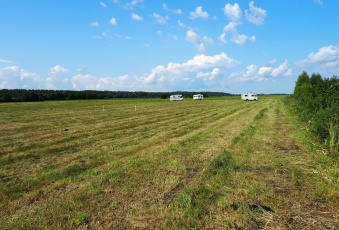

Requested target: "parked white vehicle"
[
  {"left": 193, "top": 94, "right": 203, "bottom": 100},
  {"left": 241, "top": 92, "right": 258, "bottom": 101},
  {"left": 170, "top": 94, "right": 184, "bottom": 101}
]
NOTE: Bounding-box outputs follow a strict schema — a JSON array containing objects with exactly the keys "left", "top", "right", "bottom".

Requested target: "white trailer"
[
  {"left": 193, "top": 94, "right": 203, "bottom": 100},
  {"left": 241, "top": 92, "right": 258, "bottom": 101},
  {"left": 170, "top": 94, "right": 184, "bottom": 101}
]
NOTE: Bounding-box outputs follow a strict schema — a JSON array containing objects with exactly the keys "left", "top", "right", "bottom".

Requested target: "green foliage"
[
  {"left": 176, "top": 185, "right": 217, "bottom": 220},
  {"left": 0, "top": 89, "right": 231, "bottom": 102},
  {"left": 287, "top": 71, "right": 339, "bottom": 154},
  {"left": 205, "top": 150, "right": 237, "bottom": 177}
]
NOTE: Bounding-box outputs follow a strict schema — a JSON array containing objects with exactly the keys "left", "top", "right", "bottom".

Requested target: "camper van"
[
  {"left": 170, "top": 94, "right": 184, "bottom": 101},
  {"left": 193, "top": 94, "right": 203, "bottom": 100},
  {"left": 241, "top": 92, "right": 258, "bottom": 101}
]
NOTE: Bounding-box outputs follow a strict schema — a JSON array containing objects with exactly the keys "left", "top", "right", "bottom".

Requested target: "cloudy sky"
[{"left": 1, "top": 0, "right": 338, "bottom": 94}]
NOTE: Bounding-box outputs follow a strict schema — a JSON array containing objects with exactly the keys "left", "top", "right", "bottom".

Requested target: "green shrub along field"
[{"left": 1, "top": 96, "right": 338, "bottom": 229}]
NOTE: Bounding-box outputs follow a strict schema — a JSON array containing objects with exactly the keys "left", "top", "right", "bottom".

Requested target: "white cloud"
[
  {"left": 168, "top": 34, "right": 178, "bottom": 41},
  {"left": 223, "top": 21, "right": 241, "bottom": 32},
  {"left": 231, "top": 33, "right": 248, "bottom": 46},
  {"left": 71, "top": 74, "right": 130, "bottom": 90},
  {"left": 202, "top": 36, "right": 213, "bottom": 45},
  {"left": 218, "top": 33, "right": 227, "bottom": 44},
  {"left": 90, "top": 21, "right": 99, "bottom": 27},
  {"left": 109, "top": 17, "right": 117, "bottom": 25},
  {"left": 231, "top": 60, "right": 292, "bottom": 82},
  {"left": 271, "top": 60, "right": 289, "bottom": 77},
  {"left": 230, "top": 32, "right": 255, "bottom": 46},
  {"left": 100, "top": 2, "right": 107, "bottom": 8},
  {"left": 131, "top": 13, "right": 143, "bottom": 21},
  {"left": 177, "top": 20, "right": 191, "bottom": 30},
  {"left": 189, "top": 6, "right": 209, "bottom": 19},
  {"left": 153, "top": 13, "right": 169, "bottom": 25},
  {"left": 124, "top": 0, "right": 143, "bottom": 9},
  {"left": 197, "top": 68, "right": 222, "bottom": 81},
  {"left": 186, "top": 30, "right": 213, "bottom": 53},
  {"left": 314, "top": 0, "right": 323, "bottom": 6},
  {"left": 47, "top": 65, "right": 70, "bottom": 89},
  {"left": 258, "top": 66, "right": 273, "bottom": 76},
  {"left": 142, "top": 53, "right": 239, "bottom": 85},
  {"left": 163, "top": 3, "right": 182, "bottom": 15},
  {"left": 297, "top": 45, "right": 339, "bottom": 68},
  {"left": 245, "top": 1, "right": 267, "bottom": 25},
  {"left": 223, "top": 3, "right": 242, "bottom": 22},
  {"left": 198, "top": 43, "right": 206, "bottom": 53},
  {"left": 50, "top": 65, "right": 68, "bottom": 75},
  {"left": 186, "top": 30, "right": 200, "bottom": 44},
  {"left": 0, "top": 65, "right": 41, "bottom": 89},
  {"left": 0, "top": 59, "right": 12, "bottom": 63}
]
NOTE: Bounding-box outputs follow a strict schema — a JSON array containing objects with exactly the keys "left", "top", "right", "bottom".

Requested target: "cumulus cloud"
[
  {"left": 189, "top": 6, "right": 209, "bottom": 19},
  {"left": 142, "top": 53, "right": 239, "bottom": 87},
  {"left": 163, "top": 3, "right": 182, "bottom": 15},
  {"left": 231, "top": 60, "right": 292, "bottom": 82},
  {"left": 297, "top": 45, "right": 339, "bottom": 68},
  {"left": 197, "top": 68, "right": 222, "bottom": 81},
  {"left": 223, "top": 3, "right": 242, "bottom": 22},
  {"left": 221, "top": 2, "right": 265, "bottom": 45},
  {"left": 46, "top": 65, "right": 70, "bottom": 89},
  {"left": 186, "top": 29, "right": 213, "bottom": 53},
  {"left": 109, "top": 17, "right": 117, "bottom": 25},
  {"left": 245, "top": 1, "right": 267, "bottom": 25},
  {"left": 0, "top": 66, "right": 41, "bottom": 89},
  {"left": 50, "top": 65, "right": 68, "bottom": 75},
  {"left": 186, "top": 30, "right": 200, "bottom": 44},
  {"left": 231, "top": 33, "right": 248, "bottom": 46},
  {"left": 153, "top": 13, "right": 169, "bottom": 25},
  {"left": 71, "top": 74, "right": 130, "bottom": 90},
  {"left": 131, "top": 13, "right": 143, "bottom": 21}
]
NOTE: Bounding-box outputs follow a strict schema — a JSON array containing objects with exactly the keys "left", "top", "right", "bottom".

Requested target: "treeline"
[
  {"left": 287, "top": 71, "right": 339, "bottom": 155},
  {"left": 0, "top": 89, "right": 231, "bottom": 102}
]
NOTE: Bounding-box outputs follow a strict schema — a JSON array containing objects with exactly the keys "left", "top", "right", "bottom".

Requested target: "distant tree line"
[
  {"left": 0, "top": 89, "right": 232, "bottom": 103},
  {"left": 286, "top": 71, "right": 339, "bottom": 155}
]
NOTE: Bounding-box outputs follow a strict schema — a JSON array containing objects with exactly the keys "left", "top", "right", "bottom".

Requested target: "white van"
[
  {"left": 170, "top": 94, "right": 184, "bottom": 101},
  {"left": 241, "top": 92, "right": 258, "bottom": 101},
  {"left": 193, "top": 94, "right": 203, "bottom": 100}
]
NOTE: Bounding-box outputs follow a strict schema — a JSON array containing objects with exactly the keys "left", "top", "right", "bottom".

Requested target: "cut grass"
[{"left": 1, "top": 96, "right": 338, "bottom": 229}]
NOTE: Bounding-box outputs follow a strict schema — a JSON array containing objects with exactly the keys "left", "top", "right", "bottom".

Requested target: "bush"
[{"left": 287, "top": 72, "right": 339, "bottom": 154}]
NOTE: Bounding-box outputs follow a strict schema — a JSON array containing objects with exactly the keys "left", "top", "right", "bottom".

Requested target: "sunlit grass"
[{"left": 1, "top": 96, "right": 338, "bottom": 229}]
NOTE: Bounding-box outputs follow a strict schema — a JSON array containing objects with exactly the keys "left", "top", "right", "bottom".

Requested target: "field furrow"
[{"left": 1, "top": 97, "right": 338, "bottom": 229}]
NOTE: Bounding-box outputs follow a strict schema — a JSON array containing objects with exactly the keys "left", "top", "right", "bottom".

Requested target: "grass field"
[{"left": 1, "top": 96, "right": 338, "bottom": 229}]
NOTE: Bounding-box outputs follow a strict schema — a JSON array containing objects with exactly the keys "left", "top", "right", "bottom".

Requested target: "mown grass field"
[{"left": 0, "top": 96, "right": 338, "bottom": 229}]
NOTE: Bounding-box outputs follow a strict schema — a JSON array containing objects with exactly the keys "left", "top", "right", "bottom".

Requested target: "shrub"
[{"left": 287, "top": 72, "right": 339, "bottom": 154}]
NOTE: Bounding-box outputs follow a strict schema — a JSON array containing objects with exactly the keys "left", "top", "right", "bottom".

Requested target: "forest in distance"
[{"left": 0, "top": 89, "right": 288, "bottom": 103}]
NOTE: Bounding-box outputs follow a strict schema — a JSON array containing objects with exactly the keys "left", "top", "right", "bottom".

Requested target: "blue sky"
[{"left": 1, "top": 0, "right": 338, "bottom": 94}]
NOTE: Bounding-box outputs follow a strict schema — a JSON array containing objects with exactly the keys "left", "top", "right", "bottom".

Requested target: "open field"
[{"left": 1, "top": 96, "right": 339, "bottom": 229}]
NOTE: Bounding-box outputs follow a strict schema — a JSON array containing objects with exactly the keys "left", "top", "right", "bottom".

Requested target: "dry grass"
[{"left": 0, "top": 96, "right": 338, "bottom": 229}]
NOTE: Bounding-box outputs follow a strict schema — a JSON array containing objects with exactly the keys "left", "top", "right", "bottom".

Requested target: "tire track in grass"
[{"left": 214, "top": 99, "right": 339, "bottom": 229}]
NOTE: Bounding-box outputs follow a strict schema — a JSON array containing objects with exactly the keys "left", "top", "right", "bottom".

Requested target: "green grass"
[{"left": 1, "top": 96, "right": 338, "bottom": 229}]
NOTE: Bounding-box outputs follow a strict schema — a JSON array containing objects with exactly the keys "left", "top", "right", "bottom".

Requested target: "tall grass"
[{"left": 329, "top": 118, "right": 339, "bottom": 155}]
